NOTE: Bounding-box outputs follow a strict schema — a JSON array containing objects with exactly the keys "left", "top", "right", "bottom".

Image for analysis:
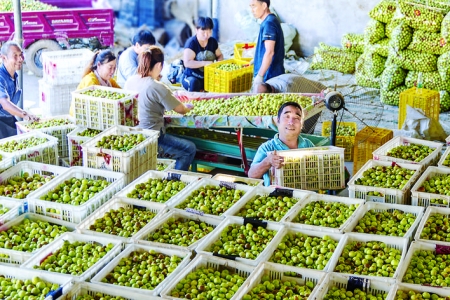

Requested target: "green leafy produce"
[
  {"left": 354, "top": 164, "right": 416, "bottom": 189},
  {"left": 217, "top": 63, "right": 243, "bottom": 71},
  {"left": 440, "top": 90, "right": 450, "bottom": 112},
  {"left": 408, "top": 30, "right": 450, "bottom": 55},
  {"left": 0, "top": 276, "right": 61, "bottom": 300},
  {"left": 364, "top": 19, "right": 386, "bottom": 44},
  {"left": 77, "top": 128, "right": 102, "bottom": 137},
  {"left": 0, "top": 172, "right": 56, "bottom": 199},
  {"left": 235, "top": 194, "right": 298, "bottom": 222},
  {"left": 0, "top": 0, "right": 57, "bottom": 11},
  {"left": 405, "top": 71, "right": 447, "bottom": 91},
  {"left": 369, "top": 0, "right": 397, "bottom": 23},
  {"left": 402, "top": 249, "right": 450, "bottom": 286},
  {"left": 26, "top": 118, "right": 72, "bottom": 129},
  {"left": 310, "top": 47, "right": 360, "bottom": 74},
  {"left": 389, "top": 49, "right": 438, "bottom": 72},
  {"left": 387, "top": 144, "right": 434, "bottom": 162},
  {"left": 125, "top": 178, "right": 187, "bottom": 203},
  {"left": 381, "top": 64, "right": 408, "bottom": 91},
  {"left": 0, "top": 137, "right": 48, "bottom": 152},
  {"left": 95, "top": 133, "right": 146, "bottom": 152},
  {"left": 438, "top": 51, "right": 450, "bottom": 84},
  {"left": 243, "top": 276, "right": 315, "bottom": 300},
  {"left": 324, "top": 286, "right": 388, "bottom": 300},
  {"left": 380, "top": 85, "right": 408, "bottom": 105},
  {"left": 352, "top": 209, "right": 416, "bottom": 237},
  {"left": 398, "top": 0, "right": 445, "bottom": 32},
  {"left": 389, "top": 22, "right": 413, "bottom": 50},
  {"left": 341, "top": 33, "right": 365, "bottom": 53},
  {"left": 355, "top": 50, "right": 386, "bottom": 77},
  {"left": 419, "top": 213, "right": 450, "bottom": 242}
]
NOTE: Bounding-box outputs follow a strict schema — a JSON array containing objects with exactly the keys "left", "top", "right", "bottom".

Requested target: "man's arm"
[
  {"left": 215, "top": 48, "right": 223, "bottom": 61},
  {"left": 248, "top": 150, "right": 284, "bottom": 179},
  {"left": 183, "top": 48, "right": 212, "bottom": 69},
  {"left": 0, "top": 96, "right": 27, "bottom": 118},
  {"left": 256, "top": 40, "right": 275, "bottom": 80}
]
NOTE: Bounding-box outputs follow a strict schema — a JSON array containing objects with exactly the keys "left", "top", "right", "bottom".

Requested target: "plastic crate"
[
  {"left": 16, "top": 115, "right": 76, "bottom": 159},
  {"left": 204, "top": 59, "right": 254, "bottom": 93},
  {"left": 313, "top": 273, "right": 395, "bottom": 300},
  {"left": 271, "top": 146, "right": 346, "bottom": 191},
  {"left": 348, "top": 159, "right": 423, "bottom": 205},
  {"left": 27, "top": 167, "right": 125, "bottom": 223},
  {"left": 0, "top": 161, "right": 67, "bottom": 199},
  {"left": 223, "top": 186, "right": 312, "bottom": 223},
  {"left": 0, "top": 197, "right": 25, "bottom": 226},
  {"left": 42, "top": 48, "right": 93, "bottom": 86},
  {"left": 67, "top": 126, "right": 103, "bottom": 167},
  {"left": 76, "top": 197, "right": 168, "bottom": 243},
  {"left": 437, "top": 146, "right": 450, "bottom": 168},
  {"left": 81, "top": 125, "right": 159, "bottom": 184},
  {"left": 0, "top": 131, "right": 58, "bottom": 165},
  {"left": 115, "top": 170, "right": 203, "bottom": 205},
  {"left": 283, "top": 194, "right": 365, "bottom": 233},
  {"left": 0, "top": 264, "right": 73, "bottom": 300},
  {"left": 160, "top": 254, "right": 256, "bottom": 300},
  {"left": 166, "top": 169, "right": 212, "bottom": 179},
  {"left": 447, "top": 135, "right": 450, "bottom": 146},
  {"left": 328, "top": 233, "right": 409, "bottom": 280},
  {"left": 195, "top": 216, "right": 285, "bottom": 266},
  {"left": 411, "top": 166, "right": 450, "bottom": 208},
  {"left": 322, "top": 121, "right": 357, "bottom": 162},
  {"left": 72, "top": 86, "right": 139, "bottom": 130},
  {"left": 90, "top": 243, "right": 192, "bottom": 297},
  {"left": 234, "top": 42, "right": 256, "bottom": 62},
  {"left": 264, "top": 226, "right": 344, "bottom": 272},
  {"left": 166, "top": 178, "right": 256, "bottom": 219},
  {"left": 387, "top": 283, "right": 450, "bottom": 300},
  {"left": 0, "top": 213, "right": 76, "bottom": 266},
  {"left": 39, "top": 80, "right": 78, "bottom": 117},
  {"left": 156, "top": 158, "right": 176, "bottom": 171},
  {"left": 353, "top": 126, "right": 393, "bottom": 175},
  {"left": 21, "top": 232, "right": 123, "bottom": 282},
  {"left": 133, "top": 209, "right": 223, "bottom": 251},
  {"left": 343, "top": 202, "right": 425, "bottom": 242},
  {"left": 60, "top": 282, "right": 163, "bottom": 300},
  {"left": 59, "top": 157, "right": 70, "bottom": 168},
  {"left": 398, "top": 88, "right": 440, "bottom": 129},
  {"left": 233, "top": 261, "right": 325, "bottom": 300},
  {"left": 414, "top": 206, "right": 450, "bottom": 245},
  {"left": 372, "top": 136, "right": 443, "bottom": 168},
  {"left": 212, "top": 173, "right": 263, "bottom": 186},
  {"left": 0, "top": 152, "right": 13, "bottom": 173}
]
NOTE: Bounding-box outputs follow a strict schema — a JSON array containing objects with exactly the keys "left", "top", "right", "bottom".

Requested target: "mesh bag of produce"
[
  {"left": 380, "top": 63, "right": 408, "bottom": 91},
  {"left": 341, "top": 33, "right": 365, "bottom": 53},
  {"left": 369, "top": 0, "right": 398, "bottom": 23},
  {"left": 380, "top": 85, "right": 408, "bottom": 105},
  {"left": 442, "top": 12, "right": 450, "bottom": 42},
  {"left": 437, "top": 51, "right": 450, "bottom": 83},
  {"left": 355, "top": 49, "right": 387, "bottom": 77},
  {"left": 398, "top": 0, "right": 445, "bottom": 32},
  {"left": 389, "top": 21, "right": 413, "bottom": 50},
  {"left": 310, "top": 46, "right": 360, "bottom": 74},
  {"left": 355, "top": 68, "right": 381, "bottom": 89},
  {"left": 366, "top": 38, "right": 390, "bottom": 57},
  {"left": 385, "top": 16, "right": 403, "bottom": 38},
  {"left": 405, "top": 70, "right": 448, "bottom": 90},
  {"left": 364, "top": 19, "right": 386, "bottom": 44},
  {"left": 440, "top": 90, "right": 450, "bottom": 112},
  {"left": 407, "top": 30, "right": 450, "bottom": 55},
  {"left": 389, "top": 48, "right": 438, "bottom": 72},
  {"left": 412, "top": 0, "right": 450, "bottom": 13},
  {"left": 318, "top": 42, "right": 342, "bottom": 52}
]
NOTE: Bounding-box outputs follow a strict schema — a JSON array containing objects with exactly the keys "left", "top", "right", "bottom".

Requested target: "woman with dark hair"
[
  {"left": 125, "top": 46, "right": 196, "bottom": 171},
  {"left": 181, "top": 16, "right": 223, "bottom": 92}
]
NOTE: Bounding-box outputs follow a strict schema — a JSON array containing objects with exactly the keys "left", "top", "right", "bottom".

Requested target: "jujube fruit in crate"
[
  {"left": 395, "top": 290, "right": 448, "bottom": 300},
  {"left": 0, "top": 204, "right": 10, "bottom": 215},
  {"left": 0, "top": 276, "right": 60, "bottom": 299},
  {"left": 420, "top": 213, "right": 450, "bottom": 242},
  {"left": 354, "top": 164, "right": 415, "bottom": 189},
  {"left": 0, "top": 137, "right": 48, "bottom": 152},
  {"left": 0, "top": 172, "right": 56, "bottom": 199},
  {"left": 353, "top": 209, "right": 416, "bottom": 237},
  {"left": 417, "top": 174, "right": 450, "bottom": 197},
  {"left": 81, "top": 89, "right": 127, "bottom": 100},
  {"left": 402, "top": 249, "right": 450, "bottom": 287},
  {"left": 95, "top": 133, "right": 146, "bottom": 152},
  {"left": 324, "top": 286, "right": 388, "bottom": 300},
  {"left": 126, "top": 178, "right": 187, "bottom": 203},
  {"left": 324, "top": 125, "right": 356, "bottom": 136},
  {"left": 386, "top": 144, "right": 433, "bottom": 162},
  {"left": 75, "top": 295, "right": 125, "bottom": 300},
  {"left": 243, "top": 275, "right": 315, "bottom": 300},
  {"left": 25, "top": 118, "right": 72, "bottom": 129},
  {"left": 236, "top": 195, "right": 298, "bottom": 222},
  {"left": 292, "top": 201, "right": 359, "bottom": 228},
  {"left": 77, "top": 128, "right": 102, "bottom": 137}
]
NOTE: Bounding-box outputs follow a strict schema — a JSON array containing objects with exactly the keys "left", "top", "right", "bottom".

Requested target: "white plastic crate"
[
  {"left": 0, "top": 264, "right": 73, "bottom": 300},
  {"left": 0, "top": 131, "right": 58, "bottom": 165},
  {"left": 0, "top": 213, "right": 76, "bottom": 266},
  {"left": 212, "top": 173, "right": 264, "bottom": 187},
  {"left": 21, "top": 232, "right": 123, "bottom": 282},
  {"left": 0, "top": 152, "right": 12, "bottom": 173},
  {"left": 372, "top": 136, "right": 443, "bottom": 167},
  {"left": 133, "top": 209, "right": 223, "bottom": 251},
  {"left": 0, "top": 197, "right": 25, "bottom": 226},
  {"left": 115, "top": 170, "right": 203, "bottom": 205},
  {"left": 164, "top": 169, "right": 212, "bottom": 179},
  {"left": 411, "top": 166, "right": 450, "bottom": 208},
  {"left": 60, "top": 282, "right": 163, "bottom": 300},
  {"left": 81, "top": 125, "right": 159, "bottom": 184},
  {"left": 160, "top": 254, "right": 256, "bottom": 300},
  {"left": 156, "top": 158, "right": 176, "bottom": 171},
  {"left": 283, "top": 194, "right": 365, "bottom": 233},
  {"left": 414, "top": 206, "right": 450, "bottom": 245},
  {"left": 38, "top": 80, "right": 78, "bottom": 117},
  {"left": 16, "top": 115, "right": 76, "bottom": 159},
  {"left": 72, "top": 86, "right": 139, "bottom": 130},
  {"left": 233, "top": 261, "right": 325, "bottom": 300},
  {"left": 438, "top": 146, "right": 450, "bottom": 168},
  {"left": 223, "top": 186, "right": 312, "bottom": 223},
  {"left": 348, "top": 159, "right": 423, "bottom": 205},
  {"left": 387, "top": 283, "right": 450, "bottom": 300},
  {"left": 59, "top": 157, "right": 70, "bottom": 168},
  {"left": 264, "top": 226, "right": 344, "bottom": 272},
  {"left": 313, "top": 273, "right": 395, "bottom": 300},
  {"left": 76, "top": 197, "right": 168, "bottom": 243},
  {"left": 327, "top": 233, "right": 409, "bottom": 280},
  {"left": 195, "top": 216, "right": 285, "bottom": 266},
  {"left": 447, "top": 135, "right": 450, "bottom": 146},
  {"left": 90, "top": 243, "right": 192, "bottom": 297},
  {"left": 27, "top": 167, "right": 125, "bottom": 223},
  {"left": 166, "top": 178, "right": 256, "bottom": 219},
  {"left": 0, "top": 161, "right": 67, "bottom": 200},
  {"left": 42, "top": 48, "right": 93, "bottom": 85},
  {"left": 343, "top": 202, "right": 425, "bottom": 242},
  {"left": 67, "top": 126, "right": 103, "bottom": 167}
]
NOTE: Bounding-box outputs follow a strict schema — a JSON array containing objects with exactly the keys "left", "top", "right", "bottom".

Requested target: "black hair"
[
  {"left": 132, "top": 30, "right": 156, "bottom": 46},
  {"left": 83, "top": 49, "right": 116, "bottom": 77},
  {"left": 195, "top": 17, "right": 214, "bottom": 30},
  {"left": 258, "top": 0, "right": 270, "bottom": 7},
  {"left": 277, "top": 101, "right": 303, "bottom": 120}
]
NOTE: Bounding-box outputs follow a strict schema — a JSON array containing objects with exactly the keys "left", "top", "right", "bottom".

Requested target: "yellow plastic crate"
[
  {"left": 353, "top": 126, "right": 393, "bottom": 175},
  {"left": 204, "top": 59, "right": 253, "bottom": 93},
  {"left": 234, "top": 42, "right": 256, "bottom": 62},
  {"left": 322, "top": 121, "right": 357, "bottom": 162},
  {"left": 398, "top": 88, "right": 440, "bottom": 129}
]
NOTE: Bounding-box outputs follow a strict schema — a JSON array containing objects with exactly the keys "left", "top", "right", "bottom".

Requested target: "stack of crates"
[
  {"left": 204, "top": 59, "right": 254, "bottom": 93},
  {"left": 40, "top": 49, "right": 93, "bottom": 116},
  {"left": 119, "top": 0, "right": 164, "bottom": 27},
  {"left": 398, "top": 87, "right": 440, "bottom": 129}
]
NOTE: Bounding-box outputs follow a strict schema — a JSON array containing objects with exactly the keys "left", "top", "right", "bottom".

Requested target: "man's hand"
[
  {"left": 253, "top": 74, "right": 264, "bottom": 85},
  {"left": 185, "top": 103, "right": 194, "bottom": 111},
  {"left": 267, "top": 151, "right": 284, "bottom": 169},
  {"left": 23, "top": 112, "right": 39, "bottom": 122}
]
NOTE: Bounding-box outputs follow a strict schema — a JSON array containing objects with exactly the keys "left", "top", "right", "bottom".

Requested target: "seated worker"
[
  {"left": 248, "top": 101, "right": 314, "bottom": 186},
  {"left": 254, "top": 73, "right": 327, "bottom": 94}
]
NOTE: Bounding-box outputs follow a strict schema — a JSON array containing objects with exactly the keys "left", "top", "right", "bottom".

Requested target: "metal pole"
[
  {"left": 211, "top": 0, "right": 219, "bottom": 41},
  {"left": 13, "top": 0, "right": 24, "bottom": 111}
]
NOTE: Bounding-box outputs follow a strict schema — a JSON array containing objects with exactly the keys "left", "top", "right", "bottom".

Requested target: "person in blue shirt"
[
  {"left": 181, "top": 17, "right": 223, "bottom": 92},
  {"left": 250, "top": 0, "right": 285, "bottom": 86},
  {"left": 248, "top": 101, "right": 314, "bottom": 186},
  {"left": 0, "top": 41, "right": 38, "bottom": 139}
]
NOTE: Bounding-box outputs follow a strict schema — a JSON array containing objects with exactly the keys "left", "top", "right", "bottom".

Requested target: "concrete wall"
[{"left": 199, "top": 0, "right": 381, "bottom": 57}]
